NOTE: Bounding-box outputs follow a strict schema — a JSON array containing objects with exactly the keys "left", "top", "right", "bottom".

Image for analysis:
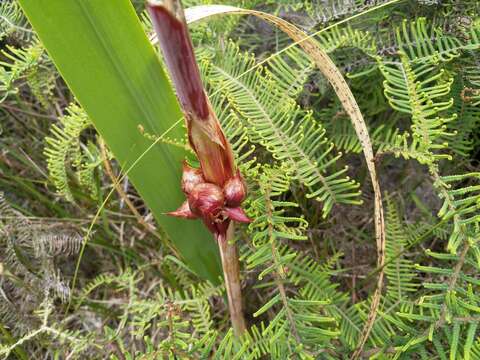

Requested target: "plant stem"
[
  {"left": 218, "top": 223, "right": 246, "bottom": 336},
  {"left": 147, "top": 0, "right": 247, "bottom": 334},
  {"left": 147, "top": 0, "right": 235, "bottom": 186}
]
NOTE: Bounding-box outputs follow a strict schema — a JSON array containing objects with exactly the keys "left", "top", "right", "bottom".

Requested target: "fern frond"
[
  {"left": 204, "top": 41, "right": 362, "bottom": 217},
  {"left": 44, "top": 104, "right": 99, "bottom": 202},
  {"left": 379, "top": 54, "right": 456, "bottom": 161},
  {"left": 394, "top": 18, "right": 464, "bottom": 63},
  {"left": 317, "top": 25, "right": 377, "bottom": 57},
  {"left": 240, "top": 167, "right": 344, "bottom": 354},
  {"left": 0, "top": 193, "right": 80, "bottom": 339},
  {"left": 264, "top": 46, "right": 314, "bottom": 98},
  {"left": 0, "top": 193, "right": 36, "bottom": 277},
  {"left": 0, "top": 40, "right": 55, "bottom": 106},
  {"left": 0, "top": 0, "right": 31, "bottom": 42},
  {"left": 442, "top": 75, "right": 480, "bottom": 157},
  {"left": 305, "top": 0, "right": 392, "bottom": 26},
  {"left": 436, "top": 172, "right": 480, "bottom": 253},
  {"left": 35, "top": 231, "right": 82, "bottom": 257},
  {"left": 246, "top": 166, "right": 307, "bottom": 249},
  {"left": 384, "top": 196, "right": 419, "bottom": 300}
]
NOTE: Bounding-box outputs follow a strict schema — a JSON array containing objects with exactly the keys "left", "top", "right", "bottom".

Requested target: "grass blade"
[{"left": 17, "top": 0, "right": 221, "bottom": 282}]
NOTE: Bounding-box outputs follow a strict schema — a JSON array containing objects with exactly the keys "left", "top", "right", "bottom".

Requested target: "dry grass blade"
[{"left": 178, "top": 5, "right": 386, "bottom": 357}]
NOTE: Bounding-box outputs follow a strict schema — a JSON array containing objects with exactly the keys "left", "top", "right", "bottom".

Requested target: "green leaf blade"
[{"left": 18, "top": 0, "right": 221, "bottom": 282}]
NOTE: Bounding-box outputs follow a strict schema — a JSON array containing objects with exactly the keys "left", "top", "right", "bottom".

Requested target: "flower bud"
[
  {"left": 187, "top": 183, "right": 224, "bottom": 218},
  {"left": 181, "top": 162, "right": 205, "bottom": 194},
  {"left": 223, "top": 172, "right": 247, "bottom": 207}
]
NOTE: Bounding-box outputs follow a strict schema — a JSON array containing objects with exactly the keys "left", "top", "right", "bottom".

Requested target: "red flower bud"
[
  {"left": 181, "top": 162, "right": 205, "bottom": 194},
  {"left": 187, "top": 183, "right": 224, "bottom": 218},
  {"left": 224, "top": 171, "right": 247, "bottom": 207}
]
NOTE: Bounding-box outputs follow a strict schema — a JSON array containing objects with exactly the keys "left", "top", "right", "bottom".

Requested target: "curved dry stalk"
[{"left": 175, "top": 5, "right": 386, "bottom": 356}]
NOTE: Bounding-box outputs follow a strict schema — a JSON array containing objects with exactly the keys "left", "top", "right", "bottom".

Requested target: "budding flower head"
[
  {"left": 167, "top": 163, "right": 251, "bottom": 242},
  {"left": 147, "top": 1, "right": 250, "bottom": 241}
]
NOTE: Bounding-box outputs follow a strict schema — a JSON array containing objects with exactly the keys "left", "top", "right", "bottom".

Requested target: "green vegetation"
[{"left": 1, "top": 0, "right": 480, "bottom": 358}]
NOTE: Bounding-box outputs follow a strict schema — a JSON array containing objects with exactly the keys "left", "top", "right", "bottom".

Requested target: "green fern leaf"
[
  {"left": 44, "top": 104, "right": 99, "bottom": 202},
  {"left": 203, "top": 42, "right": 362, "bottom": 217}
]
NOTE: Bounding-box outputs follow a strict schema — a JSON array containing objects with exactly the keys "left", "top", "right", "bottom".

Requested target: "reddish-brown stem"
[
  {"left": 147, "top": 0, "right": 234, "bottom": 186},
  {"left": 147, "top": 0, "right": 209, "bottom": 120},
  {"left": 147, "top": 0, "right": 247, "bottom": 335}
]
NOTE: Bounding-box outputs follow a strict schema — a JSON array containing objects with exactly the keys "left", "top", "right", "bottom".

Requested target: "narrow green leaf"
[
  {"left": 463, "top": 322, "right": 478, "bottom": 360},
  {"left": 17, "top": 0, "right": 221, "bottom": 282},
  {"left": 450, "top": 322, "right": 461, "bottom": 360}
]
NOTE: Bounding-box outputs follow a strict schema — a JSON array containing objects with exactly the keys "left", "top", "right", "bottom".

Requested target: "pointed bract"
[
  {"left": 166, "top": 200, "right": 198, "bottom": 219},
  {"left": 225, "top": 207, "right": 251, "bottom": 223}
]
